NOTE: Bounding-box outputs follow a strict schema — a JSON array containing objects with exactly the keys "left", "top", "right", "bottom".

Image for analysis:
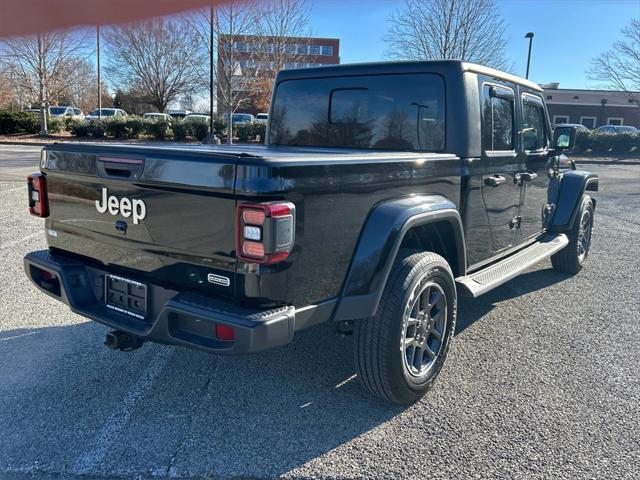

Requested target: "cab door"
[
  {"left": 479, "top": 82, "right": 521, "bottom": 255},
  {"left": 518, "top": 92, "right": 553, "bottom": 240}
]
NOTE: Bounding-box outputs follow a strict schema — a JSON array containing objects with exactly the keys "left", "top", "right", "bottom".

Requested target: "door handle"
[{"left": 484, "top": 175, "right": 506, "bottom": 187}]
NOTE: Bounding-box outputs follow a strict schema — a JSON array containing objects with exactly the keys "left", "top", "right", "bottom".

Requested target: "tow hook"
[
  {"left": 336, "top": 320, "right": 354, "bottom": 337},
  {"left": 104, "top": 330, "right": 143, "bottom": 352}
]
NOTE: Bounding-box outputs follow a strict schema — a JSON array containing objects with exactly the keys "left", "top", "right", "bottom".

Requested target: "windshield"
[
  {"left": 269, "top": 73, "right": 446, "bottom": 151},
  {"left": 233, "top": 114, "right": 251, "bottom": 122},
  {"left": 49, "top": 107, "right": 67, "bottom": 115},
  {"left": 90, "top": 109, "right": 115, "bottom": 116}
]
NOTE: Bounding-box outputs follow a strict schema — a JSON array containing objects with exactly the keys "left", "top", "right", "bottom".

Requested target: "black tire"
[
  {"left": 354, "top": 251, "right": 457, "bottom": 404},
  {"left": 551, "top": 195, "right": 594, "bottom": 275}
]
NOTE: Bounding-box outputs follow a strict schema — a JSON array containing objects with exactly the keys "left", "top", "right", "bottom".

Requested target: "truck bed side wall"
[{"left": 235, "top": 156, "right": 461, "bottom": 307}]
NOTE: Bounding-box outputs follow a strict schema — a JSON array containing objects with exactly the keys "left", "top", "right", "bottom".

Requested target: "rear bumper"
[{"left": 24, "top": 249, "right": 334, "bottom": 354}]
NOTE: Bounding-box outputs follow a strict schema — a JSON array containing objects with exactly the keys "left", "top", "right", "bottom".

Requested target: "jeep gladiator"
[{"left": 24, "top": 61, "right": 598, "bottom": 404}]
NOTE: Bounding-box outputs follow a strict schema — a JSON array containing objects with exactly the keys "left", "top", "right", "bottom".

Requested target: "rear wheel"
[
  {"left": 354, "top": 252, "right": 456, "bottom": 404},
  {"left": 551, "top": 195, "right": 594, "bottom": 274}
]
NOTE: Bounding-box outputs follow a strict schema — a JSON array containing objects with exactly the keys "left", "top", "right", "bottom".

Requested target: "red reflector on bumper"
[{"left": 215, "top": 324, "right": 235, "bottom": 341}]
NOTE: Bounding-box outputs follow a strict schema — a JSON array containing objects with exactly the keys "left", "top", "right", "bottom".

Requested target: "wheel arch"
[
  {"left": 550, "top": 170, "right": 598, "bottom": 231},
  {"left": 332, "top": 195, "right": 466, "bottom": 322}
]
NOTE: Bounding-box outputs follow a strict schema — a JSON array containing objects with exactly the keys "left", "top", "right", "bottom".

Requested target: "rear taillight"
[
  {"left": 27, "top": 173, "right": 49, "bottom": 217},
  {"left": 236, "top": 202, "right": 295, "bottom": 264}
]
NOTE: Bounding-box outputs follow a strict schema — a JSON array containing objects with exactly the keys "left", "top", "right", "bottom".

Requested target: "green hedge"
[
  {"left": 0, "top": 111, "right": 40, "bottom": 134},
  {"left": 235, "top": 122, "right": 266, "bottom": 143},
  {"left": 574, "top": 130, "right": 640, "bottom": 154}
]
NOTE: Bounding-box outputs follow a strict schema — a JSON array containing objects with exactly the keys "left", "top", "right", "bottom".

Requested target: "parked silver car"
[
  {"left": 143, "top": 113, "right": 172, "bottom": 122},
  {"left": 85, "top": 108, "right": 128, "bottom": 121},
  {"left": 48, "top": 106, "right": 84, "bottom": 120},
  {"left": 596, "top": 125, "right": 638, "bottom": 134}
]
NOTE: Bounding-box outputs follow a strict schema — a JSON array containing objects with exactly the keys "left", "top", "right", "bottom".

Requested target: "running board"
[{"left": 456, "top": 234, "right": 569, "bottom": 297}]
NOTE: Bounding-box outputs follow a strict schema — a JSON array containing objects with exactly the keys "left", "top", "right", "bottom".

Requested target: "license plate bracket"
[{"left": 105, "top": 274, "right": 147, "bottom": 320}]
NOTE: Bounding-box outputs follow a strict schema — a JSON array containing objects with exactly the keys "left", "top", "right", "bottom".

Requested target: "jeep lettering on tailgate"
[{"left": 95, "top": 187, "right": 146, "bottom": 224}]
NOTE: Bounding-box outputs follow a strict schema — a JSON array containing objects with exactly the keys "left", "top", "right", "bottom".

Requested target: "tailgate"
[{"left": 41, "top": 144, "right": 240, "bottom": 297}]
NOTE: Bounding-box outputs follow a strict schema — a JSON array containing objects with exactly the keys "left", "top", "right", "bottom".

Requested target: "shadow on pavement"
[
  {"left": 0, "top": 266, "right": 569, "bottom": 478},
  {"left": 0, "top": 319, "right": 403, "bottom": 478},
  {"left": 456, "top": 266, "right": 570, "bottom": 335}
]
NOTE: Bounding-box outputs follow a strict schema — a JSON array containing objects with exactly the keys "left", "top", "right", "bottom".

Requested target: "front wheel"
[
  {"left": 353, "top": 252, "right": 457, "bottom": 404},
  {"left": 551, "top": 195, "right": 594, "bottom": 274}
]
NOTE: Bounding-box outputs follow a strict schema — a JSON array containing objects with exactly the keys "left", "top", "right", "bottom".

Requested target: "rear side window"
[
  {"left": 269, "top": 73, "right": 446, "bottom": 151},
  {"left": 481, "top": 84, "right": 514, "bottom": 151},
  {"left": 522, "top": 96, "right": 547, "bottom": 150}
]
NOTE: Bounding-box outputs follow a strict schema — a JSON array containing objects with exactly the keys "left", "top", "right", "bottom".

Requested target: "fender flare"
[
  {"left": 550, "top": 170, "right": 598, "bottom": 231},
  {"left": 332, "top": 195, "right": 466, "bottom": 322}
]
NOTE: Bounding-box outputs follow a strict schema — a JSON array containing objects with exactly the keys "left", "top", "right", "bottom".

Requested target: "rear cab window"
[{"left": 269, "top": 73, "right": 446, "bottom": 152}]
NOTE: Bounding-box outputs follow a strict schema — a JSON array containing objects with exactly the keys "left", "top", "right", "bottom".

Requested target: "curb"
[
  {"left": 0, "top": 140, "right": 51, "bottom": 146},
  {"left": 575, "top": 160, "right": 640, "bottom": 166}
]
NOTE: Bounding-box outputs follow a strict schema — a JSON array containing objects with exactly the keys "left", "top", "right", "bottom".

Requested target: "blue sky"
[{"left": 307, "top": 0, "right": 639, "bottom": 89}]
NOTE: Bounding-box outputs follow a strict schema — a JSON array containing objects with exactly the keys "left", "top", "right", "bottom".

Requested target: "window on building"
[
  {"left": 321, "top": 45, "right": 333, "bottom": 56},
  {"left": 481, "top": 85, "right": 514, "bottom": 151},
  {"left": 309, "top": 45, "right": 321, "bottom": 55},
  {"left": 580, "top": 116, "right": 596, "bottom": 129},
  {"left": 522, "top": 96, "right": 547, "bottom": 151},
  {"left": 234, "top": 42, "right": 247, "bottom": 52},
  {"left": 284, "top": 44, "right": 296, "bottom": 55},
  {"left": 269, "top": 73, "right": 446, "bottom": 151},
  {"left": 608, "top": 118, "right": 623, "bottom": 126},
  {"left": 296, "top": 44, "right": 308, "bottom": 55},
  {"left": 553, "top": 115, "right": 570, "bottom": 125}
]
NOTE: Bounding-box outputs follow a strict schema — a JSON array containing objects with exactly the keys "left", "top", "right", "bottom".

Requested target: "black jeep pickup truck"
[{"left": 25, "top": 61, "right": 598, "bottom": 404}]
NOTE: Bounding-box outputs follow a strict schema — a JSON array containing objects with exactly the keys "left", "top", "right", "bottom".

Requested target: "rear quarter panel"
[{"left": 235, "top": 153, "right": 461, "bottom": 307}]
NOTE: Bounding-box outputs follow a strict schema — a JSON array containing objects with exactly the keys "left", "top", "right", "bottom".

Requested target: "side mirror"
[{"left": 553, "top": 125, "right": 576, "bottom": 151}]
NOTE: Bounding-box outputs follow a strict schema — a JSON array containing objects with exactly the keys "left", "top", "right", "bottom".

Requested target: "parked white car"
[
  {"left": 167, "top": 109, "right": 192, "bottom": 120},
  {"left": 255, "top": 113, "right": 268, "bottom": 124},
  {"left": 143, "top": 113, "right": 172, "bottom": 122},
  {"left": 48, "top": 106, "right": 84, "bottom": 120},
  {"left": 182, "top": 114, "right": 210, "bottom": 124},
  {"left": 85, "top": 108, "right": 128, "bottom": 121}
]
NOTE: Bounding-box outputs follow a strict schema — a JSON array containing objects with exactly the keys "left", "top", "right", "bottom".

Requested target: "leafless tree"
[
  {"left": 251, "top": 0, "right": 311, "bottom": 110},
  {"left": 384, "top": 0, "right": 509, "bottom": 70},
  {"left": 103, "top": 17, "right": 205, "bottom": 113},
  {"left": 0, "top": 30, "right": 90, "bottom": 133},
  {"left": 0, "top": 67, "right": 12, "bottom": 109},
  {"left": 186, "top": 1, "right": 260, "bottom": 143},
  {"left": 588, "top": 19, "right": 640, "bottom": 104}
]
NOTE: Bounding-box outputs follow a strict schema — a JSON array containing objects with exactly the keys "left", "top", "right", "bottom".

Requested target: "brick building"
[
  {"left": 218, "top": 35, "right": 340, "bottom": 115},
  {"left": 542, "top": 85, "right": 640, "bottom": 129}
]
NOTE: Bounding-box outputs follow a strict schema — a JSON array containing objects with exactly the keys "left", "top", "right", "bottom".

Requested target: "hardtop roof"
[{"left": 276, "top": 59, "right": 542, "bottom": 92}]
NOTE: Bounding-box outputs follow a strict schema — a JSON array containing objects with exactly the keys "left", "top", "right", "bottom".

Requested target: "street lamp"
[{"left": 525, "top": 32, "right": 534, "bottom": 79}]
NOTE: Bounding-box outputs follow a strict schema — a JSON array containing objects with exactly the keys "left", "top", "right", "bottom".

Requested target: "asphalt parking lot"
[{"left": 1, "top": 144, "right": 639, "bottom": 479}]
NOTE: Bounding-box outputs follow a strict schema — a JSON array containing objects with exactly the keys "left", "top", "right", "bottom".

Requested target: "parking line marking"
[
  {"left": 0, "top": 186, "right": 25, "bottom": 193},
  {"left": 74, "top": 348, "right": 173, "bottom": 474},
  {"left": 0, "top": 331, "right": 39, "bottom": 342},
  {"left": 1, "top": 232, "right": 42, "bottom": 249}
]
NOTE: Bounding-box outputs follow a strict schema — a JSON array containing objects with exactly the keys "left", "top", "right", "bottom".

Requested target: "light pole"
[
  {"left": 97, "top": 25, "right": 102, "bottom": 120},
  {"left": 525, "top": 32, "right": 534, "bottom": 79},
  {"left": 209, "top": 5, "right": 214, "bottom": 136}
]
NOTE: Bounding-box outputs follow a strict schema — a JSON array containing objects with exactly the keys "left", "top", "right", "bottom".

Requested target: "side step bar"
[{"left": 456, "top": 234, "right": 569, "bottom": 297}]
